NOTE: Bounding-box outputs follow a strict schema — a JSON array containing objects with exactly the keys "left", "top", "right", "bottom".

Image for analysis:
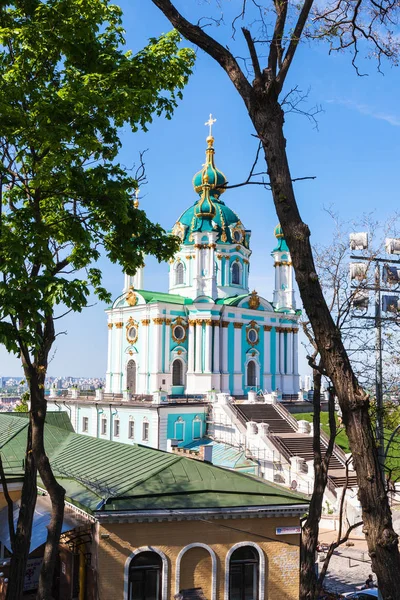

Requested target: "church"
[{"left": 105, "top": 124, "right": 301, "bottom": 397}]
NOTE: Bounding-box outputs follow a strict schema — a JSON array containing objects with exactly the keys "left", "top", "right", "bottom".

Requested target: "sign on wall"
[
  {"left": 276, "top": 526, "right": 301, "bottom": 535},
  {"left": 24, "top": 558, "right": 43, "bottom": 591}
]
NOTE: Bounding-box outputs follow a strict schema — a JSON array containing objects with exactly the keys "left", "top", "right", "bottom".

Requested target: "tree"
[
  {"left": 0, "top": 1, "right": 194, "bottom": 598},
  {"left": 14, "top": 391, "right": 29, "bottom": 413},
  {"left": 149, "top": 1, "right": 400, "bottom": 597}
]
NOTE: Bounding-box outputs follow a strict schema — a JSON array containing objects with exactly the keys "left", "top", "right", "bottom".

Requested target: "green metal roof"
[
  {"left": 184, "top": 438, "right": 257, "bottom": 472},
  {"left": 215, "top": 294, "right": 249, "bottom": 306},
  {"left": 0, "top": 413, "right": 308, "bottom": 515},
  {"left": 136, "top": 290, "right": 193, "bottom": 305}
]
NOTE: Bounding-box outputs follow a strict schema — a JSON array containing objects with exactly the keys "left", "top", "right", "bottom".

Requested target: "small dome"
[
  {"left": 274, "top": 223, "right": 284, "bottom": 238},
  {"left": 272, "top": 223, "right": 289, "bottom": 253},
  {"left": 192, "top": 136, "right": 227, "bottom": 198}
]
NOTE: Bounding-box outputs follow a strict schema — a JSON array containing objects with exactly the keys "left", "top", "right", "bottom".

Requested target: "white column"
[
  {"left": 280, "top": 331, "right": 285, "bottom": 374},
  {"left": 213, "top": 323, "right": 220, "bottom": 372},
  {"left": 141, "top": 319, "right": 150, "bottom": 393},
  {"left": 287, "top": 330, "right": 294, "bottom": 374},
  {"left": 106, "top": 323, "right": 113, "bottom": 392},
  {"left": 216, "top": 256, "right": 222, "bottom": 285},
  {"left": 293, "top": 329, "right": 299, "bottom": 375},
  {"left": 164, "top": 319, "right": 171, "bottom": 372},
  {"left": 113, "top": 321, "right": 123, "bottom": 393},
  {"left": 234, "top": 323, "right": 243, "bottom": 372},
  {"left": 275, "top": 327, "right": 280, "bottom": 375},
  {"left": 263, "top": 326, "right": 271, "bottom": 374},
  {"left": 152, "top": 318, "right": 163, "bottom": 373},
  {"left": 221, "top": 322, "right": 229, "bottom": 372},
  {"left": 195, "top": 321, "right": 203, "bottom": 373},
  {"left": 224, "top": 256, "right": 230, "bottom": 285},
  {"left": 188, "top": 320, "right": 195, "bottom": 372},
  {"left": 205, "top": 320, "right": 212, "bottom": 372}
]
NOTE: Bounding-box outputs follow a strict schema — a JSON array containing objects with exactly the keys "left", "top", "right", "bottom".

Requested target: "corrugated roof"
[
  {"left": 184, "top": 438, "right": 257, "bottom": 471},
  {"left": 0, "top": 414, "right": 308, "bottom": 515}
]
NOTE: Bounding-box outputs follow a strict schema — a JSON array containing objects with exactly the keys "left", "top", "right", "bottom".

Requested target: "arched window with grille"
[
  {"left": 172, "top": 359, "right": 183, "bottom": 386},
  {"left": 128, "top": 551, "right": 162, "bottom": 600},
  {"left": 127, "top": 359, "right": 136, "bottom": 394},
  {"left": 232, "top": 262, "right": 240, "bottom": 285},
  {"left": 229, "top": 546, "right": 259, "bottom": 600},
  {"left": 175, "top": 262, "right": 184, "bottom": 285},
  {"left": 247, "top": 361, "right": 256, "bottom": 387}
]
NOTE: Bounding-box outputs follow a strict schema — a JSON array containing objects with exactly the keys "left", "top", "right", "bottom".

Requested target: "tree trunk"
[
  {"left": 251, "top": 96, "right": 400, "bottom": 597},
  {"left": 28, "top": 368, "right": 65, "bottom": 600},
  {"left": 6, "top": 423, "right": 37, "bottom": 600}
]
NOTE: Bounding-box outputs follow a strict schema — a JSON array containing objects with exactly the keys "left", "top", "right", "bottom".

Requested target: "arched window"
[
  {"left": 175, "top": 262, "right": 184, "bottom": 285},
  {"left": 229, "top": 546, "right": 259, "bottom": 600},
  {"left": 232, "top": 262, "right": 240, "bottom": 285},
  {"left": 128, "top": 551, "right": 162, "bottom": 600},
  {"left": 247, "top": 361, "right": 256, "bottom": 387},
  {"left": 174, "top": 417, "right": 184, "bottom": 441},
  {"left": 193, "top": 416, "right": 202, "bottom": 440},
  {"left": 127, "top": 359, "right": 136, "bottom": 394},
  {"left": 172, "top": 359, "right": 183, "bottom": 386}
]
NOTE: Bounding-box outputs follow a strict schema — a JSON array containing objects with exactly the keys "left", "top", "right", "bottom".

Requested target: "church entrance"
[{"left": 127, "top": 359, "right": 136, "bottom": 394}]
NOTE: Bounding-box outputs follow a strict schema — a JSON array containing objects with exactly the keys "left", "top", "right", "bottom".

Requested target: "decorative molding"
[
  {"left": 126, "top": 317, "right": 139, "bottom": 345},
  {"left": 186, "top": 255, "right": 193, "bottom": 260},
  {"left": 126, "top": 289, "right": 138, "bottom": 307},
  {"left": 115, "top": 322, "right": 123, "bottom": 329},
  {"left": 204, "top": 319, "right": 213, "bottom": 326},
  {"left": 274, "top": 260, "right": 292, "bottom": 267},
  {"left": 153, "top": 318, "right": 165, "bottom": 325},
  {"left": 188, "top": 319, "right": 196, "bottom": 326},
  {"left": 175, "top": 544, "right": 217, "bottom": 600},
  {"left": 221, "top": 321, "right": 230, "bottom": 328},
  {"left": 141, "top": 319, "right": 150, "bottom": 326},
  {"left": 208, "top": 243, "right": 216, "bottom": 249},
  {"left": 165, "top": 319, "right": 172, "bottom": 325},
  {"left": 217, "top": 254, "right": 223, "bottom": 260},
  {"left": 223, "top": 255, "right": 230, "bottom": 260},
  {"left": 224, "top": 542, "right": 265, "bottom": 600},
  {"left": 248, "top": 290, "right": 260, "bottom": 310},
  {"left": 107, "top": 323, "right": 113, "bottom": 329},
  {"left": 233, "top": 322, "right": 244, "bottom": 329},
  {"left": 246, "top": 321, "right": 260, "bottom": 346},
  {"left": 195, "top": 319, "right": 204, "bottom": 326},
  {"left": 211, "top": 320, "right": 220, "bottom": 327},
  {"left": 263, "top": 325, "right": 272, "bottom": 332},
  {"left": 124, "top": 546, "right": 168, "bottom": 600}
]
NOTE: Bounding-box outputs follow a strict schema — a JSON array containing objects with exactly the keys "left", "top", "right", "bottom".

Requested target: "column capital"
[
  {"left": 141, "top": 319, "right": 150, "bottom": 326},
  {"left": 188, "top": 319, "right": 196, "bottom": 326},
  {"left": 115, "top": 322, "right": 123, "bottom": 329},
  {"left": 221, "top": 321, "right": 230, "bottom": 328},
  {"left": 263, "top": 325, "right": 272, "bottom": 332},
  {"left": 233, "top": 322, "right": 244, "bottom": 329},
  {"left": 165, "top": 318, "right": 172, "bottom": 325},
  {"left": 153, "top": 317, "right": 165, "bottom": 325},
  {"left": 204, "top": 319, "right": 213, "bottom": 326},
  {"left": 108, "top": 323, "right": 113, "bottom": 329}
]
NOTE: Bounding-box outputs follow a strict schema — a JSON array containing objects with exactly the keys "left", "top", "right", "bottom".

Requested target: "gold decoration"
[
  {"left": 165, "top": 319, "right": 172, "bottom": 325},
  {"left": 246, "top": 320, "right": 260, "bottom": 346},
  {"left": 217, "top": 254, "right": 222, "bottom": 260},
  {"left": 236, "top": 245, "right": 241, "bottom": 251},
  {"left": 177, "top": 349, "right": 182, "bottom": 355},
  {"left": 224, "top": 255, "right": 230, "bottom": 260},
  {"left": 126, "top": 317, "right": 139, "bottom": 344},
  {"left": 252, "top": 351, "right": 256, "bottom": 357},
  {"left": 221, "top": 232, "right": 227, "bottom": 243},
  {"left": 212, "top": 320, "right": 220, "bottom": 327},
  {"left": 204, "top": 319, "right": 213, "bottom": 326},
  {"left": 129, "top": 350, "right": 133, "bottom": 356},
  {"left": 153, "top": 318, "right": 165, "bottom": 325},
  {"left": 233, "top": 322, "right": 244, "bottom": 329},
  {"left": 221, "top": 321, "right": 229, "bottom": 328},
  {"left": 195, "top": 319, "right": 204, "bottom": 325},
  {"left": 172, "top": 221, "right": 186, "bottom": 241},
  {"left": 208, "top": 243, "right": 216, "bottom": 249},
  {"left": 248, "top": 290, "right": 260, "bottom": 310},
  {"left": 188, "top": 319, "right": 196, "bottom": 326},
  {"left": 141, "top": 319, "right": 150, "bottom": 326},
  {"left": 235, "top": 258, "right": 239, "bottom": 263},
  {"left": 263, "top": 325, "right": 272, "bottom": 332},
  {"left": 126, "top": 288, "right": 138, "bottom": 307},
  {"left": 186, "top": 255, "right": 193, "bottom": 260},
  {"left": 172, "top": 319, "right": 188, "bottom": 344},
  {"left": 115, "top": 322, "right": 123, "bottom": 329},
  {"left": 107, "top": 323, "right": 113, "bottom": 329}
]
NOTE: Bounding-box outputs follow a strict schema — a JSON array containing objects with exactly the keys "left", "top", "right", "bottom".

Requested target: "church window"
[
  {"left": 233, "top": 230, "right": 242, "bottom": 243},
  {"left": 174, "top": 417, "right": 184, "bottom": 441},
  {"left": 172, "top": 359, "right": 183, "bottom": 386},
  {"left": 193, "top": 416, "right": 202, "bottom": 440},
  {"left": 232, "top": 262, "right": 240, "bottom": 285},
  {"left": 128, "top": 420, "right": 135, "bottom": 439},
  {"left": 101, "top": 418, "right": 107, "bottom": 435},
  {"left": 127, "top": 360, "right": 136, "bottom": 394},
  {"left": 127, "top": 325, "right": 138, "bottom": 342},
  {"left": 175, "top": 262, "right": 184, "bottom": 285},
  {"left": 172, "top": 324, "right": 186, "bottom": 343},
  {"left": 142, "top": 420, "right": 149, "bottom": 442},
  {"left": 128, "top": 551, "right": 162, "bottom": 600},
  {"left": 247, "top": 361, "right": 256, "bottom": 387},
  {"left": 113, "top": 419, "right": 120, "bottom": 437},
  {"left": 247, "top": 328, "right": 258, "bottom": 345},
  {"left": 82, "top": 417, "right": 89, "bottom": 433}
]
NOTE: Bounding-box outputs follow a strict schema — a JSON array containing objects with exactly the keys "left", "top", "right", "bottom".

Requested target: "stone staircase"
[{"left": 231, "top": 402, "right": 358, "bottom": 491}]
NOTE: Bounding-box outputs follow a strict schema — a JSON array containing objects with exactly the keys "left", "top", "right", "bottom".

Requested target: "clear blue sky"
[{"left": 1, "top": 1, "right": 399, "bottom": 377}]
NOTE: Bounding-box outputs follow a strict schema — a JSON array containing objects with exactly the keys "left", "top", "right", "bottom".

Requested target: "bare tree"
[{"left": 149, "top": 1, "right": 400, "bottom": 597}]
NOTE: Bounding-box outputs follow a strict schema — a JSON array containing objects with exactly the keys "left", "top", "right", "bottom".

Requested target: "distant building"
[{"left": 106, "top": 132, "right": 300, "bottom": 397}]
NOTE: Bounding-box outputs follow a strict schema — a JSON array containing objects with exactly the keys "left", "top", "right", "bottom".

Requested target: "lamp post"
[{"left": 350, "top": 232, "right": 400, "bottom": 483}]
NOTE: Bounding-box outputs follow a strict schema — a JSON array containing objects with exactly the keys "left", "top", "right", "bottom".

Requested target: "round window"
[
  {"left": 248, "top": 328, "right": 258, "bottom": 343},
  {"left": 128, "top": 326, "right": 137, "bottom": 340},
  {"left": 173, "top": 325, "right": 185, "bottom": 341},
  {"left": 233, "top": 230, "right": 242, "bottom": 242}
]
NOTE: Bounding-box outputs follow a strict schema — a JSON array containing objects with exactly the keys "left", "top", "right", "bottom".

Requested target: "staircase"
[{"left": 231, "top": 402, "right": 358, "bottom": 490}]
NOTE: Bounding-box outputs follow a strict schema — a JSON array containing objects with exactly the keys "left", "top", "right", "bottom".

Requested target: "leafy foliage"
[{"left": 0, "top": 0, "right": 195, "bottom": 361}]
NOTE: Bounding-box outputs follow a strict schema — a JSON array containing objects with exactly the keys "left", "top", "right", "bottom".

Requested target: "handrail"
[
  {"left": 319, "top": 428, "right": 348, "bottom": 464},
  {"left": 273, "top": 402, "right": 299, "bottom": 431}
]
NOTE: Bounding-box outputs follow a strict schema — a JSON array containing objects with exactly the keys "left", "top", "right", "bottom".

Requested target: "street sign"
[{"left": 276, "top": 526, "right": 301, "bottom": 535}]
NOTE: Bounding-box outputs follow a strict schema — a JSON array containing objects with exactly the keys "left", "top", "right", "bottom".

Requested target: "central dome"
[{"left": 171, "top": 135, "right": 247, "bottom": 246}]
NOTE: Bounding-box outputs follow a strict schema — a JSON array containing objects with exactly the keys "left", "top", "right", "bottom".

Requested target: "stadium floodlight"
[
  {"left": 352, "top": 289, "right": 369, "bottom": 310},
  {"left": 385, "top": 238, "right": 400, "bottom": 255},
  {"left": 350, "top": 232, "right": 368, "bottom": 251},
  {"left": 382, "top": 295, "right": 400, "bottom": 313},
  {"left": 350, "top": 262, "right": 368, "bottom": 281},
  {"left": 382, "top": 264, "right": 400, "bottom": 285}
]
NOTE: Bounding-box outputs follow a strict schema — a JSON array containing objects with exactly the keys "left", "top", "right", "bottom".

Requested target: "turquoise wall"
[{"left": 167, "top": 412, "right": 206, "bottom": 446}]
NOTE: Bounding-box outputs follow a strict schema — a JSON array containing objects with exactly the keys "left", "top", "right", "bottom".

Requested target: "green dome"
[
  {"left": 272, "top": 223, "right": 289, "bottom": 252},
  {"left": 171, "top": 134, "right": 247, "bottom": 246}
]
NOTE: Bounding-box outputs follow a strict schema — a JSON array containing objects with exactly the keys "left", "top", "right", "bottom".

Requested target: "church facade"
[{"left": 105, "top": 132, "right": 300, "bottom": 397}]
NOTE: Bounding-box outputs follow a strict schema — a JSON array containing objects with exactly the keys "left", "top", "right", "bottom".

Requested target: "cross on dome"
[{"left": 205, "top": 113, "right": 216, "bottom": 137}]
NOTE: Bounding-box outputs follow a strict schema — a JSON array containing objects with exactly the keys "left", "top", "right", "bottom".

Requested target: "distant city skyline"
[{"left": 1, "top": 1, "right": 399, "bottom": 377}]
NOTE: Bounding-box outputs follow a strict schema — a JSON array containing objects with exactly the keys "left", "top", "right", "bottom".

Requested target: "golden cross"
[{"left": 205, "top": 113, "right": 216, "bottom": 137}]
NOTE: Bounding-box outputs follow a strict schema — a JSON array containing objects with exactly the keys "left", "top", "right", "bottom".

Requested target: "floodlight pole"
[{"left": 375, "top": 262, "right": 385, "bottom": 483}]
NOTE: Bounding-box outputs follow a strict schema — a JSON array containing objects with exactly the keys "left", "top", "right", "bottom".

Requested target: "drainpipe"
[
  {"left": 63, "top": 401, "right": 72, "bottom": 422},
  {"left": 54, "top": 401, "right": 61, "bottom": 412},
  {"left": 109, "top": 404, "right": 118, "bottom": 440}
]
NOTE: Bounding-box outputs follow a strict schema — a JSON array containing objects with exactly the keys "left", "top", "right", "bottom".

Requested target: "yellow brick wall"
[
  {"left": 97, "top": 515, "right": 301, "bottom": 600},
  {"left": 0, "top": 489, "right": 22, "bottom": 510}
]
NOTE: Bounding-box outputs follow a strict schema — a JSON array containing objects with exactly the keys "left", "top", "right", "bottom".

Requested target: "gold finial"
[
  {"left": 205, "top": 113, "right": 216, "bottom": 138},
  {"left": 133, "top": 188, "right": 140, "bottom": 209}
]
